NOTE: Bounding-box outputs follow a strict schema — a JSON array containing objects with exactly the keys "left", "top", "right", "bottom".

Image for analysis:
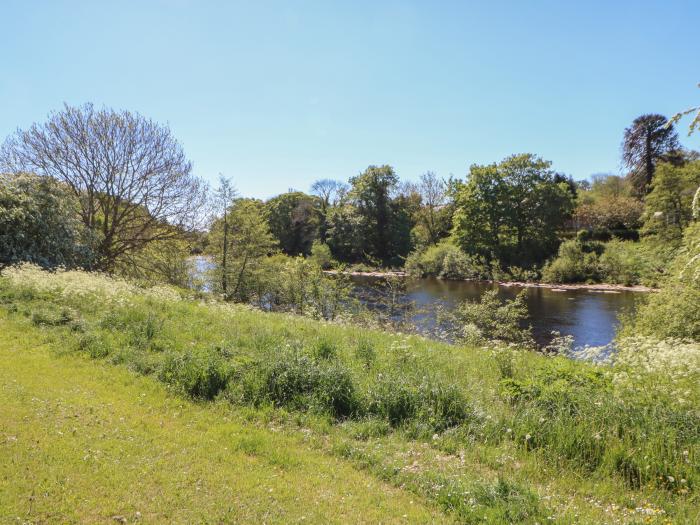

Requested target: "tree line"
[{"left": 1, "top": 103, "right": 699, "bottom": 295}]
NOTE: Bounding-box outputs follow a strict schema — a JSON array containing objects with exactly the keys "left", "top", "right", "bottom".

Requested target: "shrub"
[
  {"left": 452, "top": 289, "right": 534, "bottom": 347},
  {"left": 234, "top": 350, "right": 358, "bottom": 418},
  {"left": 543, "top": 237, "right": 669, "bottom": 286},
  {"left": 623, "top": 223, "right": 700, "bottom": 339},
  {"left": 31, "top": 305, "right": 75, "bottom": 326},
  {"left": 159, "top": 351, "right": 232, "bottom": 400},
  {"left": 76, "top": 331, "right": 111, "bottom": 358},
  {"left": 405, "top": 240, "right": 484, "bottom": 280},
  {"left": 366, "top": 374, "right": 471, "bottom": 431},
  {"left": 541, "top": 239, "right": 602, "bottom": 283},
  {"left": 366, "top": 375, "right": 419, "bottom": 426},
  {"left": 354, "top": 338, "right": 376, "bottom": 370},
  {"left": 308, "top": 240, "right": 334, "bottom": 269},
  {"left": 312, "top": 338, "right": 337, "bottom": 360}
]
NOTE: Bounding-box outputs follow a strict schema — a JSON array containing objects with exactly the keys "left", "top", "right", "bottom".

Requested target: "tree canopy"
[
  {"left": 622, "top": 114, "right": 681, "bottom": 195},
  {"left": 0, "top": 173, "right": 94, "bottom": 269},
  {"left": 0, "top": 103, "right": 205, "bottom": 271},
  {"left": 452, "top": 154, "right": 574, "bottom": 267}
]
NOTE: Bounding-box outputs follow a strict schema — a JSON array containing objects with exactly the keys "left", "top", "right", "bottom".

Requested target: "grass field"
[
  {"left": 0, "top": 317, "right": 445, "bottom": 524},
  {"left": 0, "top": 265, "right": 697, "bottom": 524}
]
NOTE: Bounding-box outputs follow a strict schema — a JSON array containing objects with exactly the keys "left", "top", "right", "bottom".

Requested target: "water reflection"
[{"left": 353, "top": 277, "right": 641, "bottom": 348}]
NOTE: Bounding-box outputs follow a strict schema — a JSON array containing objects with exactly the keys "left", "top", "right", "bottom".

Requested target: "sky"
[{"left": 1, "top": 0, "right": 699, "bottom": 198}]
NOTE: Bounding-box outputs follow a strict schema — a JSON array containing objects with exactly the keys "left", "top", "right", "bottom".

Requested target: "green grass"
[
  {"left": 0, "top": 317, "right": 444, "bottom": 524},
  {"left": 0, "top": 265, "right": 698, "bottom": 523}
]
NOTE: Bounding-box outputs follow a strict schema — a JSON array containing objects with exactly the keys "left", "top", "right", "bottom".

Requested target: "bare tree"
[
  {"left": 310, "top": 179, "right": 348, "bottom": 209},
  {"left": 0, "top": 103, "right": 205, "bottom": 271},
  {"left": 417, "top": 171, "right": 447, "bottom": 245},
  {"left": 622, "top": 114, "right": 681, "bottom": 195}
]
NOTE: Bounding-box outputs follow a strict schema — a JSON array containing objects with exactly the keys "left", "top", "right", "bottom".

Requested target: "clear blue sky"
[{"left": 1, "top": 0, "right": 698, "bottom": 198}]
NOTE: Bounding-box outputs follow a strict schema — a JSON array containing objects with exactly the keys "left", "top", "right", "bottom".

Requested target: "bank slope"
[{"left": 0, "top": 317, "right": 446, "bottom": 524}]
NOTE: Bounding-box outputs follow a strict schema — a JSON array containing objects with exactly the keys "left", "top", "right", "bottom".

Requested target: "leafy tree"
[
  {"left": 310, "top": 179, "right": 348, "bottom": 241},
  {"left": 452, "top": 154, "right": 574, "bottom": 267},
  {"left": 348, "top": 165, "right": 401, "bottom": 264},
  {"left": 0, "top": 173, "right": 95, "bottom": 268},
  {"left": 451, "top": 164, "right": 505, "bottom": 264},
  {"left": 0, "top": 103, "right": 205, "bottom": 271},
  {"left": 266, "top": 191, "right": 321, "bottom": 255},
  {"left": 325, "top": 204, "right": 365, "bottom": 261},
  {"left": 326, "top": 165, "right": 413, "bottom": 265},
  {"left": 207, "top": 199, "right": 277, "bottom": 301},
  {"left": 308, "top": 240, "right": 334, "bottom": 269},
  {"left": 622, "top": 114, "right": 681, "bottom": 194},
  {"left": 642, "top": 161, "right": 700, "bottom": 240},
  {"left": 573, "top": 175, "right": 644, "bottom": 234},
  {"left": 117, "top": 235, "right": 193, "bottom": 287}
]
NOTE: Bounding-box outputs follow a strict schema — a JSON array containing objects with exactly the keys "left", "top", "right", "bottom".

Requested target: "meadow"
[{"left": 1, "top": 264, "right": 698, "bottom": 524}]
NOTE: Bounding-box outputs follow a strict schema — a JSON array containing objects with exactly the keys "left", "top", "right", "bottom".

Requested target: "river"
[
  {"left": 190, "top": 257, "right": 642, "bottom": 349},
  {"left": 351, "top": 276, "right": 642, "bottom": 349}
]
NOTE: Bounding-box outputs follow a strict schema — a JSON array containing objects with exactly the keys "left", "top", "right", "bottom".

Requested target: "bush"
[
  {"left": 623, "top": 223, "right": 700, "bottom": 338},
  {"left": 366, "top": 375, "right": 420, "bottom": 426},
  {"left": 234, "top": 350, "right": 358, "bottom": 419},
  {"left": 366, "top": 374, "right": 472, "bottom": 431},
  {"left": 308, "top": 240, "right": 334, "bottom": 269},
  {"left": 159, "top": 351, "right": 232, "bottom": 400},
  {"left": 31, "top": 305, "right": 75, "bottom": 326},
  {"left": 543, "top": 237, "right": 669, "bottom": 286},
  {"left": 405, "top": 240, "right": 484, "bottom": 280},
  {"left": 0, "top": 173, "right": 95, "bottom": 269},
  {"left": 354, "top": 338, "right": 376, "bottom": 370},
  {"left": 452, "top": 289, "right": 534, "bottom": 347},
  {"left": 541, "top": 239, "right": 602, "bottom": 283}
]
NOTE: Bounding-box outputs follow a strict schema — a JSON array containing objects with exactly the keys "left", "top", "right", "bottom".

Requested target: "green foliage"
[
  {"left": 308, "top": 240, "right": 334, "bottom": 269},
  {"left": 233, "top": 350, "right": 358, "bottom": 418},
  {"left": 326, "top": 165, "right": 413, "bottom": 265},
  {"left": 408, "top": 172, "right": 453, "bottom": 248},
  {"left": 207, "top": 198, "right": 278, "bottom": 302},
  {"left": 2, "top": 266, "right": 698, "bottom": 523},
  {"left": 266, "top": 192, "right": 321, "bottom": 255},
  {"left": 452, "top": 154, "right": 574, "bottom": 268},
  {"left": 159, "top": 350, "right": 232, "bottom": 400},
  {"left": 116, "top": 237, "right": 194, "bottom": 287},
  {"left": 262, "top": 256, "right": 353, "bottom": 319},
  {"left": 325, "top": 204, "right": 365, "bottom": 261},
  {"left": 0, "top": 173, "right": 95, "bottom": 269},
  {"left": 624, "top": 225, "right": 700, "bottom": 340},
  {"left": 642, "top": 161, "right": 700, "bottom": 241},
  {"left": 542, "top": 237, "right": 668, "bottom": 286},
  {"left": 405, "top": 240, "right": 486, "bottom": 279},
  {"left": 573, "top": 174, "right": 644, "bottom": 235},
  {"left": 354, "top": 338, "right": 376, "bottom": 369},
  {"left": 500, "top": 357, "right": 699, "bottom": 491},
  {"left": 452, "top": 289, "right": 534, "bottom": 347}
]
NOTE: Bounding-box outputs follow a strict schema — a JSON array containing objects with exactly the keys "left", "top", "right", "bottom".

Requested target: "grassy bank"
[
  {"left": 1, "top": 265, "right": 698, "bottom": 523},
  {"left": 0, "top": 316, "right": 442, "bottom": 523}
]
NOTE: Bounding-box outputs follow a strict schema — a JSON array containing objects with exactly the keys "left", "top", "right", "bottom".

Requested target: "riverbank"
[
  {"left": 324, "top": 270, "right": 657, "bottom": 292},
  {"left": 1, "top": 266, "right": 696, "bottom": 523}
]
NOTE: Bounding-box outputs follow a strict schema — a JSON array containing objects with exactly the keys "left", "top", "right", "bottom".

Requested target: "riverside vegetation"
[
  {"left": 1, "top": 264, "right": 698, "bottom": 523},
  {"left": 1, "top": 99, "right": 700, "bottom": 523}
]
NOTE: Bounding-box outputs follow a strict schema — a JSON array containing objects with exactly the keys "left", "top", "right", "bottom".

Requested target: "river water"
[
  {"left": 352, "top": 277, "right": 642, "bottom": 349},
  {"left": 190, "top": 257, "right": 641, "bottom": 349}
]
